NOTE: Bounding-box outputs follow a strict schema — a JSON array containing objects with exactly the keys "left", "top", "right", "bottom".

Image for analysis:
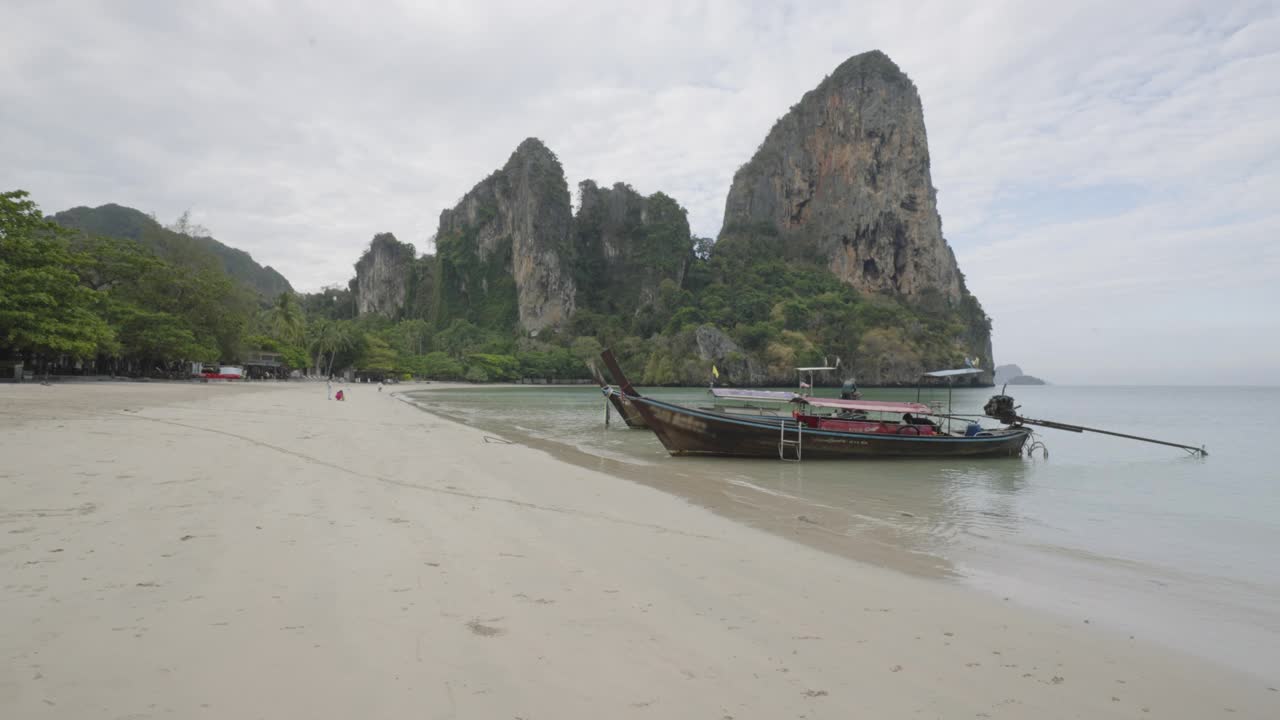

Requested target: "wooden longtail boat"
[
  {"left": 589, "top": 363, "right": 648, "bottom": 429},
  {"left": 600, "top": 350, "right": 1031, "bottom": 460}
]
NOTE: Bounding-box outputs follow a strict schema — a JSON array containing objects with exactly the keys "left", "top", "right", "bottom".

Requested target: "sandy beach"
[{"left": 1, "top": 382, "right": 1275, "bottom": 719}]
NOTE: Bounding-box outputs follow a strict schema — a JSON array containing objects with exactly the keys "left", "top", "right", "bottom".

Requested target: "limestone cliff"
[
  {"left": 573, "top": 180, "right": 694, "bottom": 313},
  {"left": 722, "top": 50, "right": 961, "bottom": 301},
  {"left": 434, "top": 138, "right": 576, "bottom": 333},
  {"left": 353, "top": 233, "right": 416, "bottom": 317}
]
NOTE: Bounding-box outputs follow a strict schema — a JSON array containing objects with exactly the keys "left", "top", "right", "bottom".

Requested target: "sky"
[{"left": 2, "top": 0, "right": 1277, "bottom": 384}]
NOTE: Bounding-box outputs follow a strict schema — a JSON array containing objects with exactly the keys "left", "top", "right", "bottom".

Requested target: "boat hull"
[
  {"left": 604, "top": 387, "right": 649, "bottom": 429},
  {"left": 630, "top": 395, "right": 1030, "bottom": 459}
]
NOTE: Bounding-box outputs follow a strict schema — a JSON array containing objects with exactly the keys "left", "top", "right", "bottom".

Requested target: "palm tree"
[
  {"left": 266, "top": 292, "right": 304, "bottom": 345},
  {"left": 307, "top": 319, "right": 356, "bottom": 378}
]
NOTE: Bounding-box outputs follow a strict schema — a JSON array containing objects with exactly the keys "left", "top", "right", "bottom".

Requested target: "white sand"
[{"left": 1, "top": 381, "right": 1275, "bottom": 718}]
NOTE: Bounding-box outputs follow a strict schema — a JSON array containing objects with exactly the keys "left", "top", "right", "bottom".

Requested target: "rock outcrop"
[
  {"left": 435, "top": 138, "right": 576, "bottom": 333},
  {"left": 993, "top": 364, "right": 1024, "bottom": 385},
  {"left": 721, "top": 50, "right": 961, "bottom": 303},
  {"left": 994, "top": 364, "right": 1047, "bottom": 385},
  {"left": 574, "top": 180, "right": 694, "bottom": 313},
  {"left": 694, "top": 325, "right": 766, "bottom": 385},
  {"left": 353, "top": 233, "right": 417, "bottom": 317}
]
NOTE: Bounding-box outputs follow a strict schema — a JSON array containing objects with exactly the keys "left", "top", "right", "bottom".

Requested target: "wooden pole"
[{"left": 1011, "top": 414, "right": 1207, "bottom": 456}]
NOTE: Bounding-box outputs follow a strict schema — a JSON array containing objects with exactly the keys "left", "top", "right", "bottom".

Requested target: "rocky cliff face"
[
  {"left": 353, "top": 233, "right": 417, "bottom": 317},
  {"left": 721, "top": 50, "right": 961, "bottom": 303},
  {"left": 574, "top": 180, "right": 694, "bottom": 313},
  {"left": 435, "top": 138, "right": 576, "bottom": 333}
]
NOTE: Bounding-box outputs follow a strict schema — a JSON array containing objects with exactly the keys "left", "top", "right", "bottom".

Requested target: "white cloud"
[{"left": 2, "top": 0, "right": 1277, "bottom": 383}]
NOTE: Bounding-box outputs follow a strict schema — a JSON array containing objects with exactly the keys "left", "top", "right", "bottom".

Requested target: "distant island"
[{"left": 994, "top": 364, "right": 1048, "bottom": 386}]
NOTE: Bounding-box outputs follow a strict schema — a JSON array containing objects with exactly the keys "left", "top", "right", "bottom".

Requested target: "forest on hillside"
[
  {"left": 2, "top": 188, "right": 989, "bottom": 385},
  {"left": 0, "top": 190, "right": 599, "bottom": 380}
]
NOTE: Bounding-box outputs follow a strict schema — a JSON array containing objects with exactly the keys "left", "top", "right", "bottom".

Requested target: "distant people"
[
  {"left": 335, "top": 389, "right": 345, "bottom": 401},
  {"left": 840, "top": 378, "right": 861, "bottom": 400},
  {"left": 327, "top": 379, "right": 333, "bottom": 400}
]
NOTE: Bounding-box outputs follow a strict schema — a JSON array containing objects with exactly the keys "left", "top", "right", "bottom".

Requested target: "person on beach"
[{"left": 327, "top": 379, "right": 332, "bottom": 400}]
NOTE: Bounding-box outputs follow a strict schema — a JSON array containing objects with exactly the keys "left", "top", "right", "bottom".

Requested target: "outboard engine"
[
  {"left": 983, "top": 394, "right": 1019, "bottom": 424},
  {"left": 840, "top": 378, "right": 861, "bottom": 400}
]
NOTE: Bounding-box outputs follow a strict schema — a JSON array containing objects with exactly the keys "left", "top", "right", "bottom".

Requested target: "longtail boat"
[
  {"left": 589, "top": 363, "right": 647, "bottom": 429},
  {"left": 600, "top": 350, "right": 1031, "bottom": 460}
]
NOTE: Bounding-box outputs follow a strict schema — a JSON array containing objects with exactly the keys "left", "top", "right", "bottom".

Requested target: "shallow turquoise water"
[{"left": 407, "top": 383, "right": 1280, "bottom": 677}]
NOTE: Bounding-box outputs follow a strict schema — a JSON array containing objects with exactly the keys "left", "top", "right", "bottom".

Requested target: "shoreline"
[
  {"left": 396, "top": 388, "right": 958, "bottom": 580},
  {"left": 402, "top": 384, "right": 1279, "bottom": 680},
  {"left": 2, "top": 382, "right": 1275, "bottom": 718}
]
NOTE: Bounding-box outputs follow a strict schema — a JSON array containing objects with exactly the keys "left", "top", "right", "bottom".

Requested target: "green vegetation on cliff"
[
  {"left": 51, "top": 204, "right": 292, "bottom": 298},
  {"left": 1, "top": 190, "right": 257, "bottom": 373}
]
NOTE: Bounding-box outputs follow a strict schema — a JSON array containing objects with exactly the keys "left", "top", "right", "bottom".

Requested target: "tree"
[
  {"left": 855, "top": 328, "right": 922, "bottom": 385},
  {"left": 0, "top": 190, "right": 114, "bottom": 362},
  {"left": 388, "top": 318, "right": 432, "bottom": 356},
  {"left": 356, "top": 334, "right": 399, "bottom": 373},
  {"left": 167, "top": 209, "right": 210, "bottom": 238},
  {"left": 436, "top": 318, "right": 485, "bottom": 359},
  {"left": 265, "top": 291, "right": 305, "bottom": 344},
  {"left": 569, "top": 335, "right": 603, "bottom": 370},
  {"left": 307, "top": 319, "right": 359, "bottom": 376},
  {"left": 420, "top": 351, "right": 463, "bottom": 379}
]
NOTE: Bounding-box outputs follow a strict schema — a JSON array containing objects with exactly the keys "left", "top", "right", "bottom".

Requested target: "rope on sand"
[{"left": 482, "top": 435, "right": 515, "bottom": 445}]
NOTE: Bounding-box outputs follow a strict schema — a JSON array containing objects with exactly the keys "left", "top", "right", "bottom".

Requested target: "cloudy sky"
[{"left": 3, "top": 0, "right": 1277, "bottom": 384}]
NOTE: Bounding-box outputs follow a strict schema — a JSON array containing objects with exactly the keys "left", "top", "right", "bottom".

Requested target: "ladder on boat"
[{"left": 779, "top": 420, "right": 803, "bottom": 461}]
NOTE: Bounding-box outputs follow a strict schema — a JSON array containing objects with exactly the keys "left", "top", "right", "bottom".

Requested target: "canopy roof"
[
  {"left": 795, "top": 366, "right": 838, "bottom": 372},
  {"left": 710, "top": 388, "right": 798, "bottom": 402},
  {"left": 795, "top": 397, "right": 933, "bottom": 414},
  {"left": 922, "top": 368, "right": 985, "bottom": 378}
]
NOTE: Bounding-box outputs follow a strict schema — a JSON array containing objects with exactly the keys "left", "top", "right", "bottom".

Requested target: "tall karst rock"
[
  {"left": 434, "top": 138, "right": 576, "bottom": 333},
  {"left": 721, "top": 49, "right": 990, "bottom": 370},
  {"left": 724, "top": 50, "right": 962, "bottom": 300},
  {"left": 353, "top": 233, "right": 416, "bottom": 317},
  {"left": 573, "top": 180, "right": 695, "bottom": 314}
]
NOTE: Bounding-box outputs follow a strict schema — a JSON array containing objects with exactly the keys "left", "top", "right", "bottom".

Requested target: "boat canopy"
[
  {"left": 795, "top": 397, "right": 933, "bottom": 414},
  {"left": 922, "top": 368, "right": 985, "bottom": 378},
  {"left": 710, "top": 388, "right": 798, "bottom": 402}
]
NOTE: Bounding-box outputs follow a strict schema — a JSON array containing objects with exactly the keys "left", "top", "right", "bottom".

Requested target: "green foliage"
[
  {"left": 51, "top": 203, "right": 291, "bottom": 297},
  {"left": 569, "top": 335, "right": 603, "bottom": 367},
  {"left": 300, "top": 285, "right": 356, "bottom": 321},
  {"left": 357, "top": 334, "right": 399, "bottom": 372},
  {"left": 0, "top": 191, "right": 114, "bottom": 359},
  {"left": 265, "top": 292, "right": 305, "bottom": 345},
  {"left": 464, "top": 353, "right": 520, "bottom": 382},
  {"left": 433, "top": 208, "right": 519, "bottom": 331},
  {"left": 419, "top": 351, "right": 463, "bottom": 379},
  {"left": 307, "top": 318, "right": 362, "bottom": 375},
  {"left": 572, "top": 183, "right": 696, "bottom": 323},
  {"left": 7, "top": 175, "right": 992, "bottom": 385}
]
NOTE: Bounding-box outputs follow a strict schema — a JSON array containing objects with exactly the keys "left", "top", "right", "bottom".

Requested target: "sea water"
[{"left": 406, "top": 383, "right": 1280, "bottom": 677}]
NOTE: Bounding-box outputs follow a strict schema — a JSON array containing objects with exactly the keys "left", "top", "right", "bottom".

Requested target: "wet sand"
[{"left": 1, "top": 381, "right": 1275, "bottom": 718}]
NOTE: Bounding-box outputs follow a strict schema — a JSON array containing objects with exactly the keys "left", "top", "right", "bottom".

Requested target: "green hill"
[{"left": 51, "top": 204, "right": 293, "bottom": 298}]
